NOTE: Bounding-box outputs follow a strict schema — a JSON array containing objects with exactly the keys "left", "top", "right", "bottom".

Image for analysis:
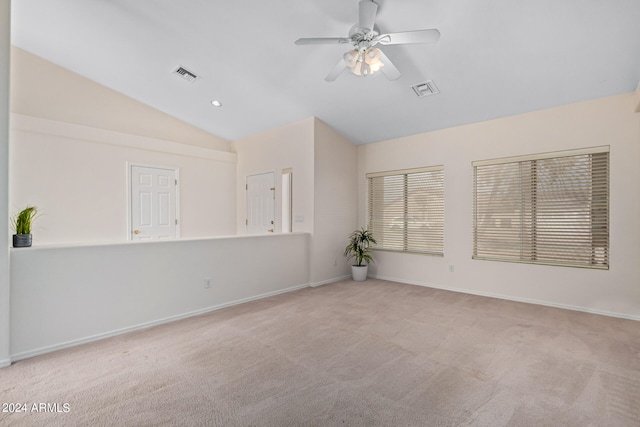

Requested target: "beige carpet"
[{"left": 1, "top": 279, "right": 639, "bottom": 426}]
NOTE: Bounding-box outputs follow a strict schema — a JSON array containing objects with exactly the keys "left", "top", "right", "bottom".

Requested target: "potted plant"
[
  {"left": 344, "top": 227, "right": 377, "bottom": 282},
  {"left": 11, "top": 206, "right": 38, "bottom": 248}
]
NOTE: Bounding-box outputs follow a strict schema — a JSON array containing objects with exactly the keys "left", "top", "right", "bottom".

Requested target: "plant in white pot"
[
  {"left": 11, "top": 206, "right": 38, "bottom": 248},
  {"left": 344, "top": 227, "right": 376, "bottom": 282}
]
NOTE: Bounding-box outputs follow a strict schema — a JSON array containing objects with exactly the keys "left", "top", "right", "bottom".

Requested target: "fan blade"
[
  {"left": 359, "top": 0, "right": 378, "bottom": 31},
  {"left": 377, "top": 49, "right": 401, "bottom": 80},
  {"left": 295, "top": 37, "right": 351, "bottom": 45},
  {"left": 325, "top": 58, "right": 347, "bottom": 82},
  {"left": 376, "top": 29, "right": 440, "bottom": 45}
]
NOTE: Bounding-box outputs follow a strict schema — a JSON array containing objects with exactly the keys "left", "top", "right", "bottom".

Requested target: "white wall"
[
  {"left": 0, "top": 0, "right": 11, "bottom": 368},
  {"left": 359, "top": 93, "right": 640, "bottom": 320},
  {"left": 10, "top": 233, "right": 310, "bottom": 360},
  {"left": 231, "top": 117, "right": 315, "bottom": 234},
  {"left": 10, "top": 115, "right": 237, "bottom": 245},
  {"left": 312, "top": 118, "right": 357, "bottom": 285}
]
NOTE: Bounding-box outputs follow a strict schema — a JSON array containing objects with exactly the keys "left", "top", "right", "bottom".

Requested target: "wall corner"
[{"left": 0, "top": 0, "right": 11, "bottom": 367}]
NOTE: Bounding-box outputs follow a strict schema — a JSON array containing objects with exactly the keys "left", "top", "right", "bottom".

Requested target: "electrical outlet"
[
  {"left": 204, "top": 278, "right": 211, "bottom": 289},
  {"left": 449, "top": 265, "right": 455, "bottom": 273}
]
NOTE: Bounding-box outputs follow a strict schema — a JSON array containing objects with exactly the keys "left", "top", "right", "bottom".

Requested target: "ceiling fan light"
[
  {"left": 364, "top": 47, "right": 381, "bottom": 65},
  {"left": 345, "top": 47, "right": 384, "bottom": 77},
  {"left": 370, "top": 61, "right": 384, "bottom": 73},
  {"left": 349, "top": 61, "right": 360, "bottom": 76},
  {"left": 363, "top": 47, "right": 384, "bottom": 74},
  {"left": 344, "top": 50, "right": 358, "bottom": 68},
  {"left": 361, "top": 62, "right": 371, "bottom": 76},
  {"left": 348, "top": 57, "right": 376, "bottom": 76},
  {"left": 350, "top": 60, "right": 364, "bottom": 76}
]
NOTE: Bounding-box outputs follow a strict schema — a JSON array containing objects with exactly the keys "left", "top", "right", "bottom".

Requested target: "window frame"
[
  {"left": 472, "top": 146, "right": 609, "bottom": 269},
  {"left": 367, "top": 165, "right": 445, "bottom": 256}
]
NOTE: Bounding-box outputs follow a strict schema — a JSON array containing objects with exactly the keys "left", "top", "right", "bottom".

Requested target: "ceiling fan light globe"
[
  {"left": 360, "top": 47, "right": 383, "bottom": 75},
  {"left": 344, "top": 50, "right": 358, "bottom": 68},
  {"left": 361, "top": 62, "right": 371, "bottom": 76},
  {"left": 351, "top": 61, "right": 364, "bottom": 76},
  {"left": 351, "top": 61, "right": 361, "bottom": 76},
  {"left": 370, "top": 61, "right": 384, "bottom": 73},
  {"left": 364, "top": 47, "right": 381, "bottom": 65}
]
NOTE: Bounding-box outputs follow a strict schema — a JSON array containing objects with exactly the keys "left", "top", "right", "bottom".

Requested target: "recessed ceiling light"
[{"left": 211, "top": 100, "right": 222, "bottom": 107}]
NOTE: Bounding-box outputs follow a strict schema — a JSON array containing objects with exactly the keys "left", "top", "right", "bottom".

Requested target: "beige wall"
[
  {"left": 9, "top": 48, "right": 237, "bottom": 245},
  {"left": 312, "top": 118, "right": 358, "bottom": 285},
  {"left": 10, "top": 115, "right": 237, "bottom": 244},
  {"left": 10, "top": 47, "right": 230, "bottom": 152},
  {"left": 231, "top": 117, "right": 315, "bottom": 235},
  {"left": 232, "top": 117, "right": 359, "bottom": 285},
  {"left": 359, "top": 93, "right": 640, "bottom": 319}
]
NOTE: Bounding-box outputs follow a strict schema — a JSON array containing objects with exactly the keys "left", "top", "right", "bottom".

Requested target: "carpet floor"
[{"left": 1, "top": 279, "right": 639, "bottom": 426}]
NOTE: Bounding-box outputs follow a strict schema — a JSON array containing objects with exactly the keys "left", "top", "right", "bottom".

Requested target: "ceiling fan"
[{"left": 295, "top": 0, "right": 440, "bottom": 81}]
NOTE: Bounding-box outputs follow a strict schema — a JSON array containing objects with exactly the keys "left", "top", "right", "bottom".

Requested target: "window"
[
  {"left": 473, "top": 146, "right": 609, "bottom": 269},
  {"left": 367, "top": 166, "right": 444, "bottom": 255}
]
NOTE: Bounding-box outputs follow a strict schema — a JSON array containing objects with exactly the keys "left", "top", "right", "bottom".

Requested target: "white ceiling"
[{"left": 10, "top": 0, "right": 640, "bottom": 145}]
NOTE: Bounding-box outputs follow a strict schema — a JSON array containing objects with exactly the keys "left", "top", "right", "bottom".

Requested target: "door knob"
[
  {"left": 268, "top": 229, "right": 274, "bottom": 233},
  {"left": 133, "top": 230, "right": 141, "bottom": 235}
]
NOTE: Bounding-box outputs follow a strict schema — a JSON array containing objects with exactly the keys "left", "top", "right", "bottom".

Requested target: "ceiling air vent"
[
  {"left": 173, "top": 66, "right": 199, "bottom": 83},
  {"left": 412, "top": 80, "right": 439, "bottom": 97}
]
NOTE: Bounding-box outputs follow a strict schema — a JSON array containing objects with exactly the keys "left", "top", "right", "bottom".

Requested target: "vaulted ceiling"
[{"left": 10, "top": 0, "right": 640, "bottom": 145}]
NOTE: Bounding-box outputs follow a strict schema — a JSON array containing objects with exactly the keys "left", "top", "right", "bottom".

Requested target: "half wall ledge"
[{"left": 9, "top": 233, "right": 311, "bottom": 362}]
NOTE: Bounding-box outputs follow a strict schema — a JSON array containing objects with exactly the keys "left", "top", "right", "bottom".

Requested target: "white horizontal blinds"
[
  {"left": 473, "top": 148, "right": 609, "bottom": 269},
  {"left": 368, "top": 166, "right": 444, "bottom": 255}
]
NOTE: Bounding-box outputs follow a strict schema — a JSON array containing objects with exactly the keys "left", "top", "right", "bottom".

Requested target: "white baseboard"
[
  {"left": 310, "top": 275, "right": 351, "bottom": 287},
  {"left": 372, "top": 274, "right": 640, "bottom": 322},
  {"left": 0, "top": 358, "right": 11, "bottom": 368},
  {"left": 10, "top": 282, "right": 310, "bottom": 362}
]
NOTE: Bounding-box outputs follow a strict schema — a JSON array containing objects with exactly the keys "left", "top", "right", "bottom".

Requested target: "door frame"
[
  {"left": 281, "top": 168, "right": 293, "bottom": 233},
  {"left": 127, "top": 162, "right": 181, "bottom": 241}
]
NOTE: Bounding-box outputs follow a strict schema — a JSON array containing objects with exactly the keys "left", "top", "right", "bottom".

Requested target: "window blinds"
[
  {"left": 472, "top": 147, "right": 609, "bottom": 269},
  {"left": 367, "top": 166, "right": 444, "bottom": 255}
]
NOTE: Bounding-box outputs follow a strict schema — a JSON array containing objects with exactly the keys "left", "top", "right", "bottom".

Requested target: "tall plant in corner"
[
  {"left": 11, "top": 206, "right": 38, "bottom": 248},
  {"left": 344, "top": 227, "right": 377, "bottom": 282}
]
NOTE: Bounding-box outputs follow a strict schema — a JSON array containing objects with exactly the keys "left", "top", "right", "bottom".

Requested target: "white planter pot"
[{"left": 351, "top": 265, "right": 368, "bottom": 282}]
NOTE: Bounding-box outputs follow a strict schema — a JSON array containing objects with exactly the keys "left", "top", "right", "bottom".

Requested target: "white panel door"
[
  {"left": 246, "top": 172, "right": 275, "bottom": 235},
  {"left": 130, "top": 165, "right": 178, "bottom": 240}
]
